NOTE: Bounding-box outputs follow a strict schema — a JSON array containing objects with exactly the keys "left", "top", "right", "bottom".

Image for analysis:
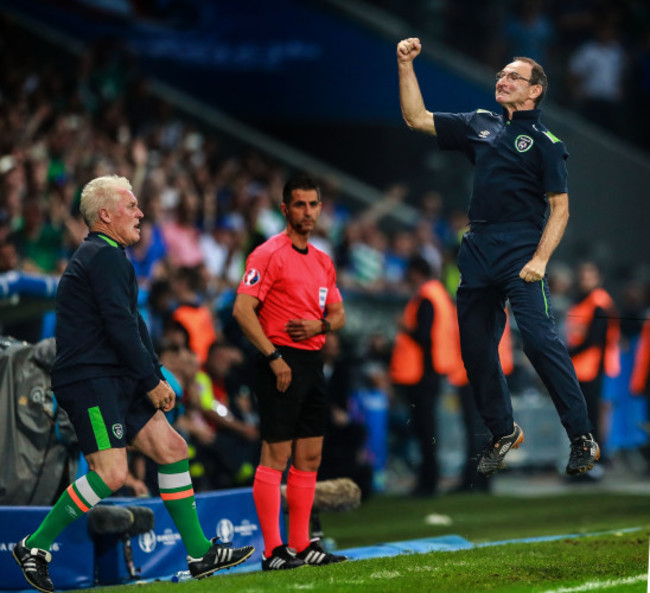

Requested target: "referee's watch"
[
  {"left": 266, "top": 350, "right": 283, "bottom": 363},
  {"left": 320, "top": 318, "right": 331, "bottom": 334}
]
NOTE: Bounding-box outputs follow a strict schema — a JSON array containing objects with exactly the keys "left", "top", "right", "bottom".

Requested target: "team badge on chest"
[{"left": 515, "top": 134, "right": 534, "bottom": 152}]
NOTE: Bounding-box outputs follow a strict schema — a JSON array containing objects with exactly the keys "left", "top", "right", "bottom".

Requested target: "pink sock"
[
  {"left": 286, "top": 466, "right": 317, "bottom": 553},
  {"left": 253, "top": 465, "right": 283, "bottom": 557}
]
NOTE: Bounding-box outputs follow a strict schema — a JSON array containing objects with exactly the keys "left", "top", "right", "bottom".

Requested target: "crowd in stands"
[
  {"left": 375, "top": 0, "right": 650, "bottom": 150},
  {"left": 0, "top": 12, "right": 649, "bottom": 501}
]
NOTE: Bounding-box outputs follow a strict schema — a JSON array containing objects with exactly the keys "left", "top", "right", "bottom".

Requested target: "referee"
[
  {"left": 397, "top": 38, "right": 600, "bottom": 478},
  {"left": 233, "top": 174, "right": 347, "bottom": 570}
]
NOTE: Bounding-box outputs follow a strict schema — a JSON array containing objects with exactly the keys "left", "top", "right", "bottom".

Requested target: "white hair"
[{"left": 80, "top": 175, "right": 133, "bottom": 228}]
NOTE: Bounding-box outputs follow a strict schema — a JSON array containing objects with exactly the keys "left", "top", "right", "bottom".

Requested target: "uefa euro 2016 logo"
[
  {"left": 243, "top": 269, "right": 260, "bottom": 286},
  {"left": 216, "top": 519, "right": 235, "bottom": 543},
  {"left": 138, "top": 530, "right": 157, "bottom": 553}
]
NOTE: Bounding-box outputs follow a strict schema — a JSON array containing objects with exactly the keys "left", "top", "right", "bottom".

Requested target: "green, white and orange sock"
[
  {"left": 27, "top": 471, "right": 113, "bottom": 550},
  {"left": 158, "top": 459, "right": 211, "bottom": 558}
]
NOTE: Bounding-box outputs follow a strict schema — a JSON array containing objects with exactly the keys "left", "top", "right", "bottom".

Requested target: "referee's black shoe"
[
  {"left": 261, "top": 545, "right": 306, "bottom": 571},
  {"left": 296, "top": 538, "right": 347, "bottom": 566},
  {"left": 477, "top": 423, "right": 525, "bottom": 477},
  {"left": 566, "top": 433, "right": 600, "bottom": 476},
  {"left": 187, "top": 538, "right": 255, "bottom": 578},
  {"left": 13, "top": 536, "right": 54, "bottom": 593}
]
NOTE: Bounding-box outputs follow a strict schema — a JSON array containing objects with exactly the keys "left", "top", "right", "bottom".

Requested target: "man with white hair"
[{"left": 14, "top": 175, "right": 254, "bottom": 593}]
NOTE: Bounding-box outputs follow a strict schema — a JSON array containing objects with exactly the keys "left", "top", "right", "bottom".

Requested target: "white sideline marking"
[
  {"left": 541, "top": 573, "right": 646, "bottom": 593},
  {"left": 425, "top": 513, "right": 453, "bottom": 526},
  {"left": 370, "top": 570, "right": 401, "bottom": 579}
]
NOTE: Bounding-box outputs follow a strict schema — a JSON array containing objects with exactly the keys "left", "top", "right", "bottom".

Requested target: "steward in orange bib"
[
  {"left": 630, "top": 318, "right": 650, "bottom": 444},
  {"left": 170, "top": 266, "right": 218, "bottom": 365},
  {"left": 566, "top": 262, "right": 620, "bottom": 446},
  {"left": 390, "top": 255, "right": 455, "bottom": 496},
  {"left": 630, "top": 319, "right": 650, "bottom": 397}
]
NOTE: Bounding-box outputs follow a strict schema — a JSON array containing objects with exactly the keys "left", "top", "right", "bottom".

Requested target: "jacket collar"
[{"left": 502, "top": 107, "right": 541, "bottom": 122}]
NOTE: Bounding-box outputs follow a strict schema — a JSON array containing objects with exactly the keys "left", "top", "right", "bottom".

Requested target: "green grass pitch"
[{"left": 97, "top": 492, "right": 648, "bottom": 593}]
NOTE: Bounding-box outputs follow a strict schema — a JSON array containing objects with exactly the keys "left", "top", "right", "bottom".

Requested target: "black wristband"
[
  {"left": 320, "top": 318, "right": 331, "bottom": 334},
  {"left": 266, "top": 350, "right": 283, "bottom": 363}
]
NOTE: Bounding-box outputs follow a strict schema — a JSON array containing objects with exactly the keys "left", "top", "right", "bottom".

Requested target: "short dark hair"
[
  {"left": 175, "top": 265, "right": 202, "bottom": 292},
  {"left": 282, "top": 173, "right": 320, "bottom": 205},
  {"left": 207, "top": 340, "right": 227, "bottom": 358},
  {"left": 160, "top": 319, "right": 190, "bottom": 348},
  {"left": 513, "top": 56, "right": 548, "bottom": 106},
  {"left": 407, "top": 255, "right": 432, "bottom": 278}
]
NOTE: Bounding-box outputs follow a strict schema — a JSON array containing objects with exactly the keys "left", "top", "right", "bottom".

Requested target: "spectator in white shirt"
[{"left": 569, "top": 21, "right": 627, "bottom": 132}]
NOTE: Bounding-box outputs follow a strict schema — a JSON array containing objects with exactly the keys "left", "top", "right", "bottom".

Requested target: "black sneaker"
[
  {"left": 261, "top": 544, "right": 306, "bottom": 571},
  {"left": 13, "top": 536, "right": 54, "bottom": 593},
  {"left": 477, "top": 423, "right": 525, "bottom": 477},
  {"left": 566, "top": 433, "right": 601, "bottom": 475},
  {"left": 187, "top": 538, "right": 255, "bottom": 578},
  {"left": 296, "top": 538, "right": 347, "bottom": 566}
]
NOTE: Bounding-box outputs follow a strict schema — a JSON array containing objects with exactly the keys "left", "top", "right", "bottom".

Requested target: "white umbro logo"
[{"left": 479, "top": 130, "right": 491, "bottom": 138}]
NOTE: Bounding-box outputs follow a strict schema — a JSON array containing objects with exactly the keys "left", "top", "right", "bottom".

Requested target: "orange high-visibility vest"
[
  {"left": 566, "top": 288, "right": 620, "bottom": 382},
  {"left": 172, "top": 304, "right": 217, "bottom": 364},
  {"left": 390, "top": 280, "right": 457, "bottom": 385},
  {"left": 630, "top": 319, "right": 650, "bottom": 395},
  {"left": 447, "top": 308, "right": 514, "bottom": 387}
]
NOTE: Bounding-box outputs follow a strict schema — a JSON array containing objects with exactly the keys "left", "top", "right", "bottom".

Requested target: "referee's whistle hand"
[
  {"left": 271, "top": 358, "right": 292, "bottom": 392},
  {"left": 285, "top": 318, "right": 320, "bottom": 341}
]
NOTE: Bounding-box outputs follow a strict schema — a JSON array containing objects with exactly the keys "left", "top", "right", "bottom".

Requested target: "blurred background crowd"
[
  {"left": 0, "top": 0, "right": 649, "bottom": 503},
  {"left": 376, "top": 0, "right": 650, "bottom": 150}
]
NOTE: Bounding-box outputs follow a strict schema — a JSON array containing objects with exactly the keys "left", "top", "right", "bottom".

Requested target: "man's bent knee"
[
  {"left": 520, "top": 327, "right": 554, "bottom": 359},
  {"left": 158, "top": 432, "right": 188, "bottom": 464},
  {"left": 86, "top": 449, "right": 128, "bottom": 491},
  {"left": 147, "top": 431, "right": 188, "bottom": 465},
  {"left": 132, "top": 411, "right": 189, "bottom": 464}
]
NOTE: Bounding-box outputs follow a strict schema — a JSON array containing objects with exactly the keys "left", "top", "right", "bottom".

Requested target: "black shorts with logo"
[
  {"left": 54, "top": 375, "right": 157, "bottom": 455},
  {"left": 254, "top": 345, "right": 327, "bottom": 443}
]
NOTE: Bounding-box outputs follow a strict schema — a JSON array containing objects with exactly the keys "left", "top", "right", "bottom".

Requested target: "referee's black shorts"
[{"left": 254, "top": 345, "right": 327, "bottom": 443}]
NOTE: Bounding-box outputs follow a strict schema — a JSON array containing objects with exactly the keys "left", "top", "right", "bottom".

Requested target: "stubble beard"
[{"left": 291, "top": 220, "right": 313, "bottom": 237}]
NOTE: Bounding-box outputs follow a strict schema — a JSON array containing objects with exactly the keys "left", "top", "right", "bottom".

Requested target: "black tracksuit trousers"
[{"left": 456, "top": 223, "right": 593, "bottom": 440}]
